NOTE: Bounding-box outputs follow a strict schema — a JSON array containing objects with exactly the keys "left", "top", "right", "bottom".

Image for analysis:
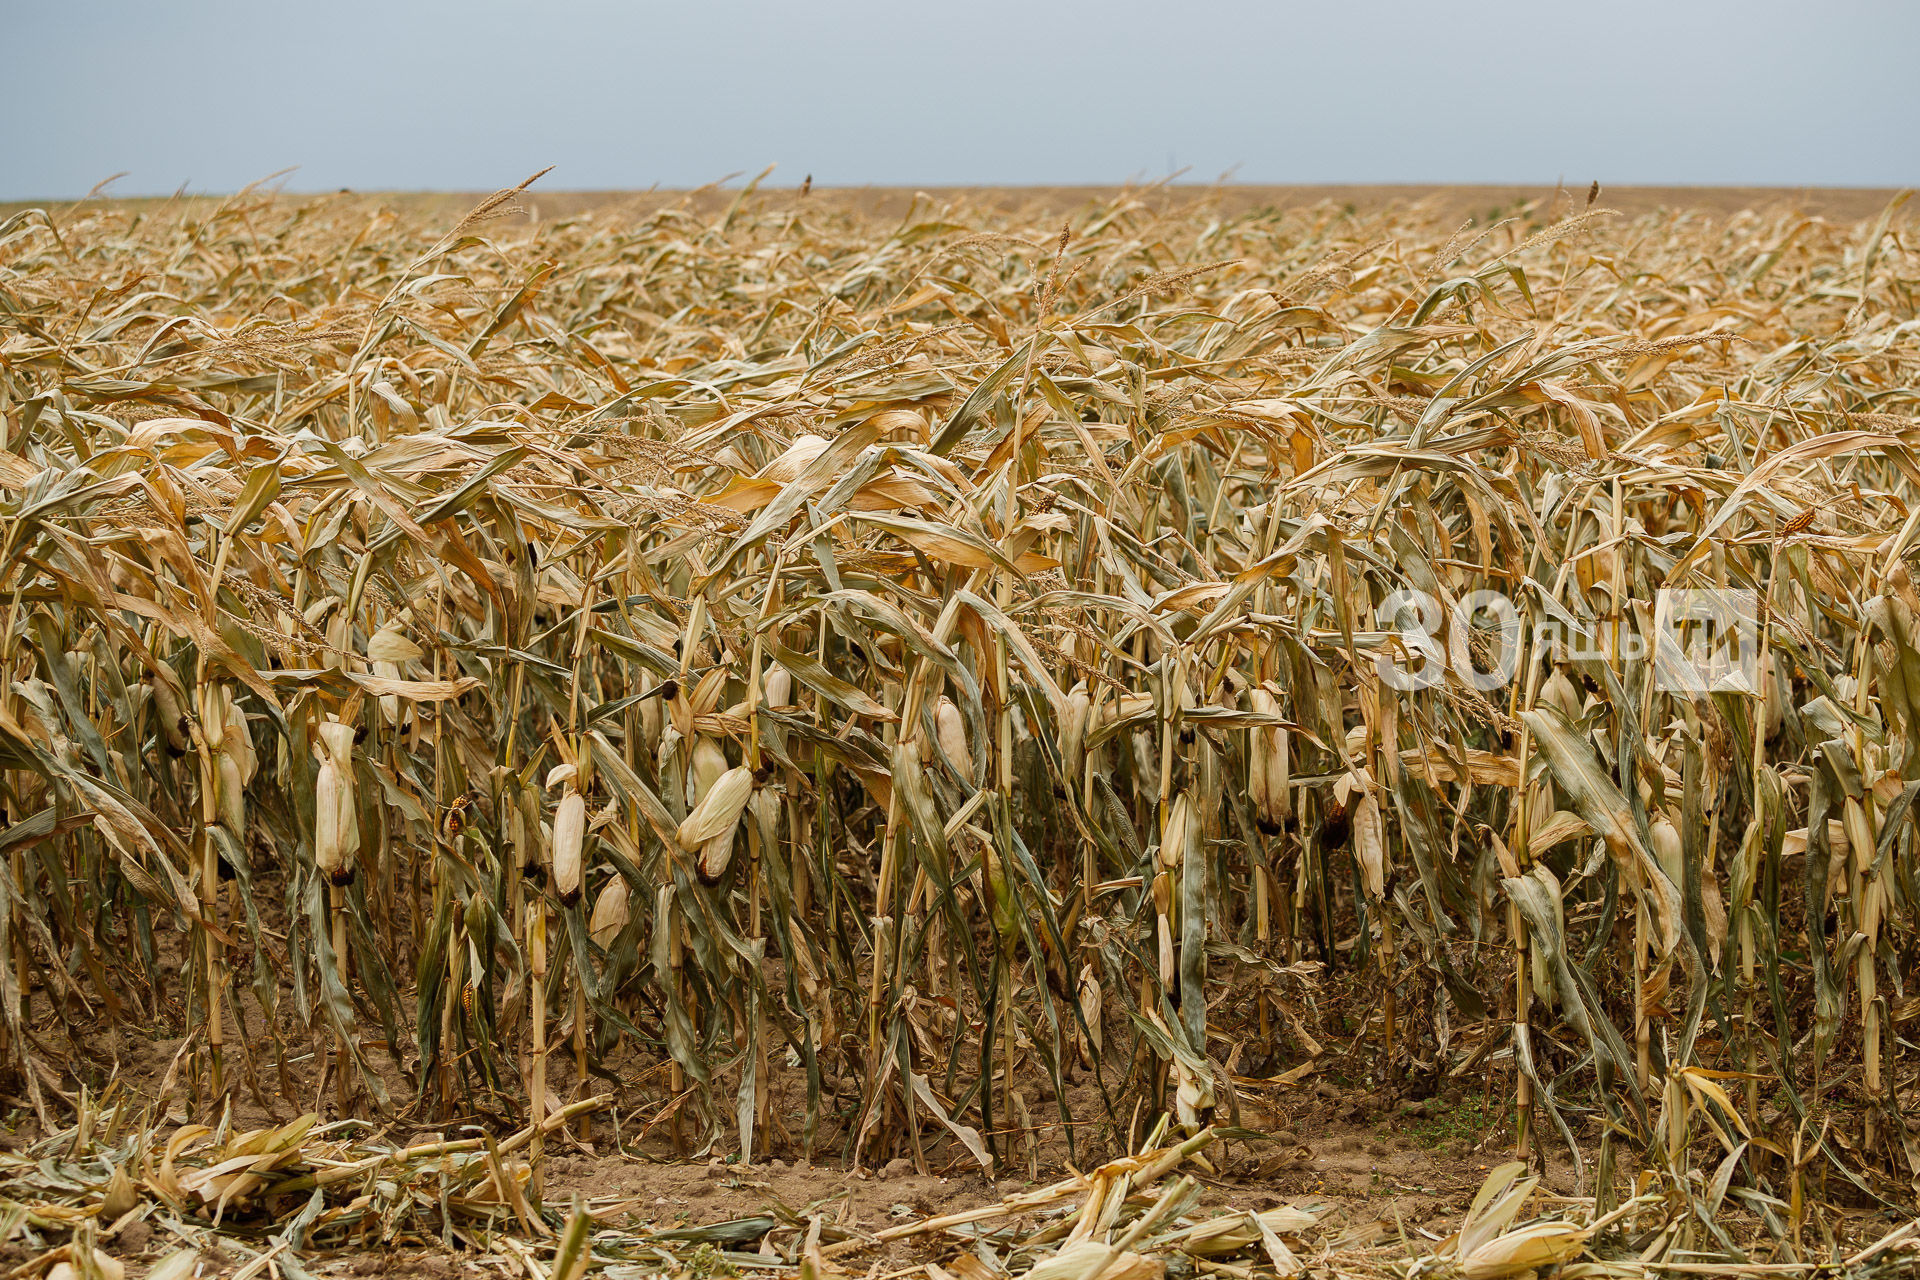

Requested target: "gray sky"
[{"left": 8, "top": 0, "right": 1918, "bottom": 198}]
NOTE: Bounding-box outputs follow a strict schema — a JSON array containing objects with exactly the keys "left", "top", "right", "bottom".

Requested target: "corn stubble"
[{"left": 0, "top": 176, "right": 1915, "bottom": 1259}]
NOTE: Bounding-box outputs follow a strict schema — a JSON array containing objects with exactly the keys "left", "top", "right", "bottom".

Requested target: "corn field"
[{"left": 0, "top": 175, "right": 1916, "bottom": 1236}]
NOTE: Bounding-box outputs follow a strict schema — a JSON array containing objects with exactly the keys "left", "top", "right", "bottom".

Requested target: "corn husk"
[
  {"left": 49, "top": 1253, "right": 123, "bottom": 1280},
  {"left": 146, "top": 1254, "right": 197, "bottom": 1280},
  {"left": 639, "top": 689, "right": 663, "bottom": 753},
  {"left": 314, "top": 761, "right": 345, "bottom": 880},
  {"left": 697, "top": 830, "right": 736, "bottom": 882},
  {"left": 367, "top": 627, "right": 425, "bottom": 663},
  {"left": 313, "top": 720, "right": 359, "bottom": 881},
  {"left": 1269, "top": 722, "right": 1290, "bottom": 822},
  {"left": 1650, "top": 812, "right": 1683, "bottom": 887},
  {"left": 690, "top": 736, "right": 728, "bottom": 803},
  {"left": 759, "top": 664, "right": 793, "bottom": 759},
  {"left": 216, "top": 748, "right": 245, "bottom": 835},
  {"left": 689, "top": 667, "right": 728, "bottom": 717},
  {"left": 1182, "top": 1205, "right": 1318, "bottom": 1255},
  {"left": 677, "top": 765, "right": 752, "bottom": 850},
  {"left": 553, "top": 789, "right": 586, "bottom": 902},
  {"left": 1159, "top": 793, "right": 1191, "bottom": 870},
  {"left": 1540, "top": 667, "right": 1582, "bottom": 721},
  {"left": 1460, "top": 1221, "right": 1588, "bottom": 1279},
  {"left": 1528, "top": 863, "right": 1564, "bottom": 1009},
  {"left": 318, "top": 720, "right": 355, "bottom": 769},
  {"left": 1076, "top": 963, "right": 1102, "bottom": 1066},
  {"left": 1172, "top": 1055, "right": 1213, "bottom": 1132},
  {"left": 668, "top": 675, "right": 693, "bottom": 737},
  {"left": 1153, "top": 871, "right": 1174, "bottom": 983},
  {"left": 1025, "top": 1241, "right": 1163, "bottom": 1280},
  {"left": 148, "top": 670, "right": 189, "bottom": 755},
  {"left": 983, "top": 838, "right": 1016, "bottom": 937},
  {"left": 1353, "top": 788, "right": 1384, "bottom": 899},
  {"left": 1061, "top": 683, "right": 1091, "bottom": 783},
  {"left": 1764, "top": 653, "right": 1786, "bottom": 739},
  {"left": 1248, "top": 686, "right": 1276, "bottom": 821},
  {"left": 223, "top": 698, "right": 257, "bottom": 784},
  {"left": 935, "top": 695, "right": 969, "bottom": 772},
  {"left": 102, "top": 1161, "right": 138, "bottom": 1218},
  {"left": 763, "top": 662, "right": 791, "bottom": 709},
  {"left": 589, "top": 876, "right": 630, "bottom": 947},
  {"left": 197, "top": 684, "right": 226, "bottom": 750},
  {"left": 1844, "top": 795, "right": 1875, "bottom": 875},
  {"left": 749, "top": 788, "right": 781, "bottom": 851},
  {"left": 510, "top": 785, "right": 541, "bottom": 876}
]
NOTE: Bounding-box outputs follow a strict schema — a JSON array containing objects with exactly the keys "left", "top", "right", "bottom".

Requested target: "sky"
[{"left": 7, "top": 0, "right": 1919, "bottom": 198}]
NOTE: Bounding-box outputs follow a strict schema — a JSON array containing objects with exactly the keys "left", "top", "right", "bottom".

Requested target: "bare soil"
[
  {"left": 529, "top": 1102, "right": 1558, "bottom": 1242},
  {"left": 66, "top": 1010, "right": 1578, "bottom": 1276}
]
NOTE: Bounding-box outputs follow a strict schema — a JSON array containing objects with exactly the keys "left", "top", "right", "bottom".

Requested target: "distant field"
[
  {"left": 4, "top": 182, "right": 1909, "bottom": 223},
  {"left": 517, "top": 183, "right": 1911, "bottom": 222}
]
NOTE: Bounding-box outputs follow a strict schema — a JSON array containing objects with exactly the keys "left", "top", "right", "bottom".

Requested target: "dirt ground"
[
  {"left": 57, "top": 1017, "right": 1577, "bottom": 1275},
  {"left": 532, "top": 1105, "right": 1557, "bottom": 1244},
  {"left": 526, "top": 1068, "right": 1578, "bottom": 1244}
]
